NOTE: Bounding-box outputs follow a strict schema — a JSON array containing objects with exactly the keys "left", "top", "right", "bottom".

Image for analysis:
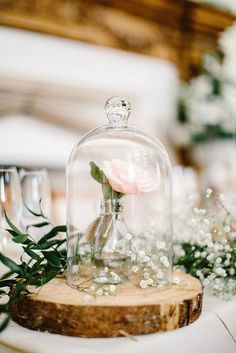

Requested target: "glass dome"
[{"left": 66, "top": 97, "right": 173, "bottom": 292}]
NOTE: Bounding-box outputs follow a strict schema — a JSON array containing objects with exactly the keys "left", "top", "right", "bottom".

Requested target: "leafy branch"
[{"left": 0, "top": 208, "right": 67, "bottom": 332}]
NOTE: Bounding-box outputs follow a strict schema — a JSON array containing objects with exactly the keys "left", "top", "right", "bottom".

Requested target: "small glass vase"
[{"left": 91, "top": 199, "right": 130, "bottom": 284}]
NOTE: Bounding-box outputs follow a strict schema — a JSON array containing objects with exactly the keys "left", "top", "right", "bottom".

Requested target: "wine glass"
[
  {"left": 0, "top": 167, "right": 22, "bottom": 251},
  {"left": 19, "top": 168, "right": 52, "bottom": 236}
]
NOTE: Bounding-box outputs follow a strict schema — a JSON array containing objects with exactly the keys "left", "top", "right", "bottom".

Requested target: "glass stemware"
[
  {"left": 20, "top": 168, "right": 52, "bottom": 236},
  {"left": 0, "top": 167, "right": 22, "bottom": 251}
]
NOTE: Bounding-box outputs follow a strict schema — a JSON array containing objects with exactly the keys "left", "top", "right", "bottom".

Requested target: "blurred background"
[{"left": 0, "top": 0, "right": 235, "bottom": 225}]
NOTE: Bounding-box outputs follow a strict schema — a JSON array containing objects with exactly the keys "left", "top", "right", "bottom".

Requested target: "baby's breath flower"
[
  {"left": 131, "top": 254, "right": 136, "bottom": 261},
  {"left": 173, "top": 277, "right": 181, "bottom": 285},
  {"left": 196, "top": 270, "right": 204, "bottom": 280},
  {"left": 83, "top": 294, "right": 94, "bottom": 302},
  {"left": 160, "top": 256, "right": 168, "bottom": 264},
  {"left": 156, "top": 269, "right": 164, "bottom": 279},
  {"left": 96, "top": 288, "right": 104, "bottom": 296},
  {"left": 215, "top": 257, "right": 222, "bottom": 264},
  {"left": 110, "top": 271, "right": 120, "bottom": 281},
  {"left": 143, "top": 272, "right": 150, "bottom": 280},
  {"left": 147, "top": 278, "right": 154, "bottom": 285},
  {"left": 140, "top": 280, "right": 148, "bottom": 289},
  {"left": 207, "top": 253, "right": 214, "bottom": 262},
  {"left": 206, "top": 188, "right": 213, "bottom": 195},
  {"left": 207, "top": 242, "right": 214, "bottom": 248},
  {"left": 138, "top": 251, "right": 145, "bottom": 258},
  {"left": 224, "top": 226, "right": 231, "bottom": 233},
  {"left": 142, "top": 255, "right": 150, "bottom": 263},
  {"left": 131, "top": 265, "right": 139, "bottom": 273},
  {"left": 215, "top": 268, "right": 227, "bottom": 277},
  {"left": 109, "top": 285, "right": 116, "bottom": 293},
  {"left": 125, "top": 233, "right": 132, "bottom": 241},
  {"left": 203, "top": 219, "right": 210, "bottom": 226},
  {"left": 163, "top": 260, "right": 169, "bottom": 268},
  {"left": 230, "top": 232, "right": 236, "bottom": 241}
]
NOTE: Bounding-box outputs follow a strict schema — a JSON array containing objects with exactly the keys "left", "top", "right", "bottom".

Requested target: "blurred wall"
[{"left": 0, "top": 26, "right": 178, "bottom": 169}]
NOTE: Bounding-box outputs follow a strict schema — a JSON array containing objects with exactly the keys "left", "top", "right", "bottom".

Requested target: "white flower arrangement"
[
  {"left": 174, "top": 188, "right": 236, "bottom": 300},
  {"left": 174, "top": 52, "right": 236, "bottom": 146}
]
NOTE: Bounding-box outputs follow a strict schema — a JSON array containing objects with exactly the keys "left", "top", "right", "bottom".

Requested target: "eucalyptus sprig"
[{"left": 0, "top": 208, "right": 67, "bottom": 332}]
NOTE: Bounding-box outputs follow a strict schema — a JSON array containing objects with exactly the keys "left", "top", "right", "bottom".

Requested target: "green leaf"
[
  {"left": 38, "top": 225, "right": 66, "bottom": 246},
  {"left": 0, "top": 315, "right": 10, "bottom": 332},
  {"left": 29, "top": 258, "right": 44, "bottom": 274},
  {"left": 36, "top": 226, "right": 66, "bottom": 250},
  {"left": 28, "top": 221, "right": 50, "bottom": 228},
  {"left": 42, "top": 251, "right": 61, "bottom": 267},
  {"left": 9, "top": 282, "right": 28, "bottom": 305},
  {"left": 55, "top": 239, "right": 67, "bottom": 249},
  {"left": 23, "top": 202, "right": 41, "bottom": 217},
  {"left": 39, "top": 270, "right": 58, "bottom": 286},
  {"left": 0, "top": 314, "right": 10, "bottom": 330},
  {"left": 89, "top": 162, "right": 107, "bottom": 184},
  {"left": 0, "top": 271, "right": 14, "bottom": 280},
  {"left": 53, "top": 225, "right": 67, "bottom": 233},
  {"left": 25, "top": 248, "right": 41, "bottom": 262},
  {"left": 6, "top": 229, "right": 32, "bottom": 245},
  {"left": 4, "top": 211, "right": 24, "bottom": 235},
  {"left": 0, "top": 279, "right": 15, "bottom": 287},
  {"left": 0, "top": 305, "right": 7, "bottom": 313},
  {"left": 0, "top": 253, "right": 23, "bottom": 275},
  {"left": 13, "top": 234, "right": 29, "bottom": 244}
]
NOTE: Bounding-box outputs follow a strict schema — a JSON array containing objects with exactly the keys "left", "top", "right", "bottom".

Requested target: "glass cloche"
[{"left": 66, "top": 97, "right": 173, "bottom": 293}]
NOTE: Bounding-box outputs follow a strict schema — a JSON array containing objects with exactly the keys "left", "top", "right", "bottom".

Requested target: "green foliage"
[
  {"left": 89, "top": 162, "right": 107, "bottom": 184},
  {"left": 191, "top": 125, "right": 235, "bottom": 144},
  {"left": 177, "top": 100, "right": 188, "bottom": 124},
  {"left": 174, "top": 242, "right": 211, "bottom": 277},
  {"left": 174, "top": 240, "right": 236, "bottom": 280},
  {"left": 0, "top": 207, "right": 67, "bottom": 333}
]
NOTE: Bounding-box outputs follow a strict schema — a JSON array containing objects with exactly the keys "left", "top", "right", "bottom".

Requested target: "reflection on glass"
[
  {"left": 20, "top": 169, "right": 52, "bottom": 236},
  {"left": 0, "top": 167, "right": 22, "bottom": 250}
]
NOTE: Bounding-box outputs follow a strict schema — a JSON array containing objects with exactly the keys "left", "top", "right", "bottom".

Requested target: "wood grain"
[
  {"left": 10, "top": 270, "right": 203, "bottom": 337},
  {"left": 0, "top": 0, "right": 235, "bottom": 79}
]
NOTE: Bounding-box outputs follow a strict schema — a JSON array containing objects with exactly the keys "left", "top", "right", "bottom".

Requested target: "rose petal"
[{"left": 102, "top": 159, "right": 159, "bottom": 194}]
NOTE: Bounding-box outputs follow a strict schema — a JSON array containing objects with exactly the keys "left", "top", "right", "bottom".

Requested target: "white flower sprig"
[{"left": 174, "top": 189, "right": 236, "bottom": 300}]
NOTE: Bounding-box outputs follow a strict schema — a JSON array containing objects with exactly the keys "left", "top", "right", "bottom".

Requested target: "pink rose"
[{"left": 102, "top": 159, "right": 159, "bottom": 194}]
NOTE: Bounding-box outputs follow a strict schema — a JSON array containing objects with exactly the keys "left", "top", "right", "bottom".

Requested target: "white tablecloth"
[{"left": 0, "top": 294, "right": 235, "bottom": 353}]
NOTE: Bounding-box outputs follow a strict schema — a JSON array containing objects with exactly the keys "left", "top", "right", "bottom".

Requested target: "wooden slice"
[{"left": 10, "top": 270, "right": 203, "bottom": 337}]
